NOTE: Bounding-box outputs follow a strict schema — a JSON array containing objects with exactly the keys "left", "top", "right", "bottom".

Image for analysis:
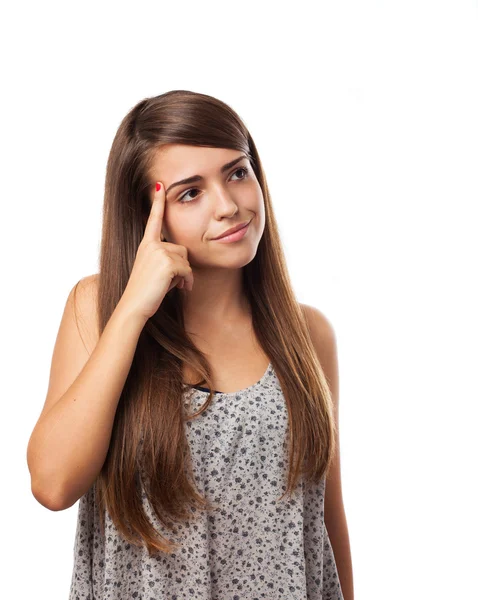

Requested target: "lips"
[{"left": 212, "top": 219, "right": 251, "bottom": 240}]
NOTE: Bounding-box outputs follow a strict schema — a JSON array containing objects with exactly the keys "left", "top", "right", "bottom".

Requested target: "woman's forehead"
[{"left": 149, "top": 145, "right": 248, "bottom": 191}]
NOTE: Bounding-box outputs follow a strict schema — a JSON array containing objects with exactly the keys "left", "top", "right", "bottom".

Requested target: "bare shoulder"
[
  {"left": 74, "top": 273, "right": 99, "bottom": 299},
  {"left": 71, "top": 273, "right": 100, "bottom": 354},
  {"left": 299, "top": 303, "right": 337, "bottom": 347},
  {"left": 34, "top": 273, "right": 100, "bottom": 423},
  {"left": 299, "top": 303, "right": 339, "bottom": 394}
]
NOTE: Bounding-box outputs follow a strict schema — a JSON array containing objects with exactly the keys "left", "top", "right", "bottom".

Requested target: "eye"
[{"left": 178, "top": 166, "right": 250, "bottom": 204}]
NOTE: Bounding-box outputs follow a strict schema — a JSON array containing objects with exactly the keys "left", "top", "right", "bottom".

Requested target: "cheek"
[
  {"left": 167, "top": 213, "right": 208, "bottom": 242},
  {"left": 250, "top": 191, "right": 265, "bottom": 220}
]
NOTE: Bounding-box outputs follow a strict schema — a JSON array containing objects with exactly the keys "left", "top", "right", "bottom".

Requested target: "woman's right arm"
[
  {"left": 28, "top": 181, "right": 194, "bottom": 512},
  {"left": 26, "top": 275, "right": 148, "bottom": 511}
]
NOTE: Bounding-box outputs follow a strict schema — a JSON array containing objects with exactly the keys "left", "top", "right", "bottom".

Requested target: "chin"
[{"left": 219, "top": 244, "right": 259, "bottom": 268}]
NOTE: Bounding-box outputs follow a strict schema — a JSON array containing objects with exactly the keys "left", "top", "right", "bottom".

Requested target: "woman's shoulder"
[
  {"left": 299, "top": 303, "right": 336, "bottom": 340},
  {"left": 73, "top": 274, "right": 100, "bottom": 313},
  {"left": 71, "top": 273, "right": 100, "bottom": 353},
  {"left": 78, "top": 272, "right": 99, "bottom": 289}
]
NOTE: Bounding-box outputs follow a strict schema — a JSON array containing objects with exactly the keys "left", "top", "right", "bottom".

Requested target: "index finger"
[{"left": 143, "top": 181, "right": 165, "bottom": 243}]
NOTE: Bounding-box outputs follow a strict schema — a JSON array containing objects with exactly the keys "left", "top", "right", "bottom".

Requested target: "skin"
[{"left": 147, "top": 144, "right": 266, "bottom": 330}]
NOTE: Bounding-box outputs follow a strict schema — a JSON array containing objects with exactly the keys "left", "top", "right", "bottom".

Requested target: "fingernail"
[{"left": 156, "top": 182, "right": 161, "bottom": 192}]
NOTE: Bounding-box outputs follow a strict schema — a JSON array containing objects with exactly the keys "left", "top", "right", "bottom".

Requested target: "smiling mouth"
[{"left": 212, "top": 219, "right": 252, "bottom": 240}]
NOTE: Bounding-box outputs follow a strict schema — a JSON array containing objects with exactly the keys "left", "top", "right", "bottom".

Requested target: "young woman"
[{"left": 27, "top": 90, "right": 353, "bottom": 599}]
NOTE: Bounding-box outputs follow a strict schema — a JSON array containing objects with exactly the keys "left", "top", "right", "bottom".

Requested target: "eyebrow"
[{"left": 165, "top": 154, "right": 249, "bottom": 196}]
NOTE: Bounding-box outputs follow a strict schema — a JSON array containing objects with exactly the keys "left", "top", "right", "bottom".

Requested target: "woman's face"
[{"left": 147, "top": 144, "right": 265, "bottom": 269}]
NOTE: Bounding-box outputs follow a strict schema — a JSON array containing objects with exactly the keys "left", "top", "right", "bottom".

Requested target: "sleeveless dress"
[{"left": 68, "top": 362, "right": 344, "bottom": 599}]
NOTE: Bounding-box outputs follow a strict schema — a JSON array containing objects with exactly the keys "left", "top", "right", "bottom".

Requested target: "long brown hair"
[{"left": 91, "top": 89, "right": 337, "bottom": 556}]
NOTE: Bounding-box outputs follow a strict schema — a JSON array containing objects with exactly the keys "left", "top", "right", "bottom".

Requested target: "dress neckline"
[{"left": 190, "top": 362, "right": 272, "bottom": 397}]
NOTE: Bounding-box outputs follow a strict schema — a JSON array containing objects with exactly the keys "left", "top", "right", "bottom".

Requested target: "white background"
[{"left": 1, "top": 1, "right": 477, "bottom": 598}]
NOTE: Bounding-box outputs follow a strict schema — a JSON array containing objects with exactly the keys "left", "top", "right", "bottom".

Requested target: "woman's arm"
[
  {"left": 27, "top": 276, "right": 148, "bottom": 511},
  {"left": 301, "top": 304, "right": 355, "bottom": 600}
]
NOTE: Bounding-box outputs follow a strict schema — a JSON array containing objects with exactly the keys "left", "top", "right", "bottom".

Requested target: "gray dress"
[{"left": 69, "top": 362, "right": 344, "bottom": 599}]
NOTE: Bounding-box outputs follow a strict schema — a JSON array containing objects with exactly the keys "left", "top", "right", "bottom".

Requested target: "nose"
[{"left": 211, "top": 184, "right": 239, "bottom": 218}]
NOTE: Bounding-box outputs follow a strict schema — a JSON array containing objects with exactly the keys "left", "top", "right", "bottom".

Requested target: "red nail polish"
[{"left": 156, "top": 182, "right": 161, "bottom": 192}]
